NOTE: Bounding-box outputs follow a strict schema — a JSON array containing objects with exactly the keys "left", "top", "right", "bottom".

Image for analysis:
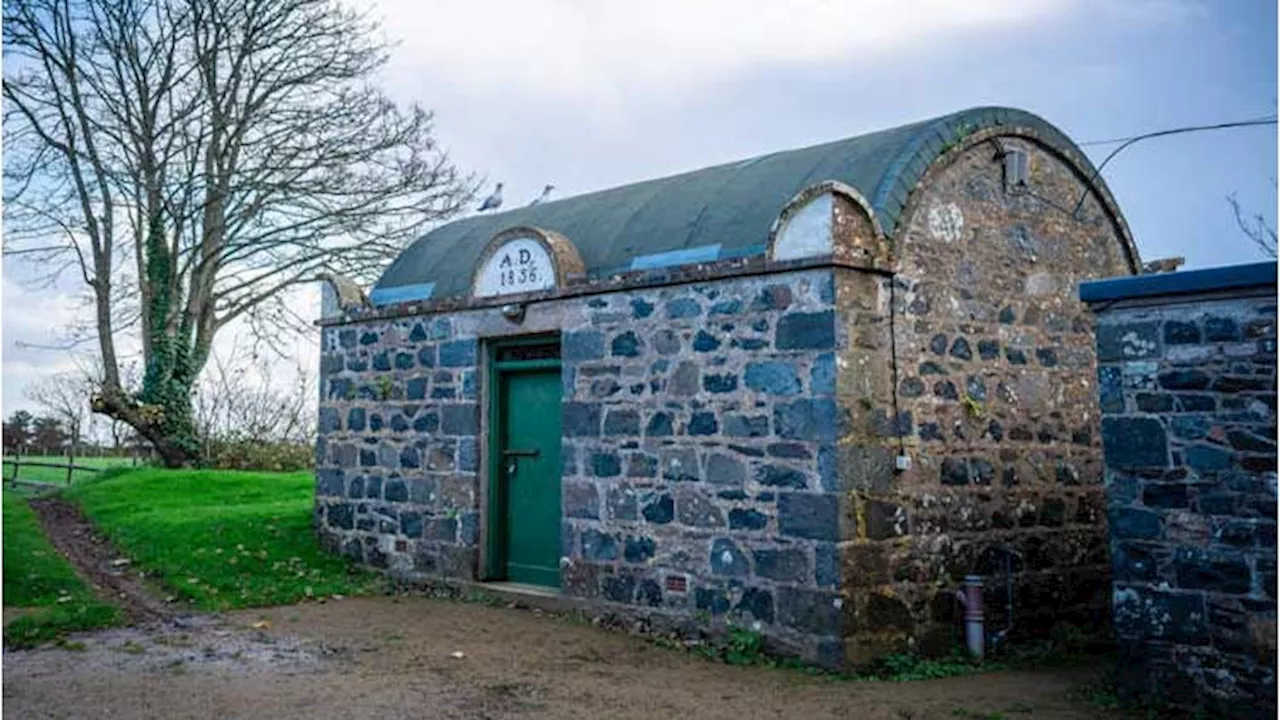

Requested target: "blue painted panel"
[
  {"left": 1080, "top": 262, "right": 1276, "bottom": 304},
  {"left": 369, "top": 282, "right": 436, "bottom": 306},
  {"left": 628, "top": 244, "right": 722, "bottom": 271}
]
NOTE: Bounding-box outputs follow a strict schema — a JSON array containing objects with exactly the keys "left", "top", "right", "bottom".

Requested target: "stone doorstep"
[{"left": 474, "top": 580, "right": 588, "bottom": 615}]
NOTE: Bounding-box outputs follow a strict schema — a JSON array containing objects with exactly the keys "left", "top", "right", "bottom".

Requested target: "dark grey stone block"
[
  {"left": 756, "top": 464, "right": 807, "bottom": 489},
  {"left": 581, "top": 529, "right": 619, "bottom": 562},
  {"left": 1101, "top": 417, "right": 1169, "bottom": 469},
  {"left": 563, "top": 402, "right": 602, "bottom": 436},
  {"left": 692, "top": 330, "right": 721, "bottom": 352},
  {"left": 702, "top": 373, "right": 739, "bottom": 394},
  {"left": 705, "top": 453, "right": 746, "bottom": 486},
  {"left": 611, "top": 331, "right": 642, "bottom": 357},
  {"left": 778, "top": 492, "right": 839, "bottom": 541},
  {"left": 710, "top": 538, "right": 749, "bottom": 577},
  {"left": 687, "top": 412, "right": 719, "bottom": 436},
  {"left": 624, "top": 535, "right": 655, "bottom": 564},
  {"left": 724, "top": 414, "right": 769, "bottom": 437},
  {"left": 1109, "top": 507, "right": 1162, "bottom": 540},
  {"left": 774, "top": 398, "right": 838, "bottom": 441},
  {"left": 603, "top": 408, "right": 641, "bottom": 436},
  {"left": 1097, "top": 321, "right": 1160, "bottom": 361},
  {"left": 590, "top": 452, "right": 622, "bottom": 478},
  {"left": 753, "top": 547, "right": 808, "bottom": 583},
  {"left": 440, "top": 404, "right": 478, "bottom": 436},
  {"left": 564, "top": 481, "right": 600, "bottom": 519},
  {"left": 735, "top": 587, "right": 774, "bottom": 623},
  {"left": 666, "top": 298, "right": 702, "bottom": 319},
  {"left": 777, "top": 587, "right": 840, "bottom": 635},
  {"left": 642, "top": 493, "right": 674, "bottom": 524},
  {"left": 563, "top": 330, "right": 605, "bottom": 362},
  {"left": 1174, "top": 548, "right": 1252, "bottom": 594},
  {"left": 776, "top": 311, "right": 835, "bottom": 350},
  {"left": 744, "top": 361, "right": 801, "bottom": 395},
  {"left": 728, "top": 507, "right": 768, "bottom": 531}
]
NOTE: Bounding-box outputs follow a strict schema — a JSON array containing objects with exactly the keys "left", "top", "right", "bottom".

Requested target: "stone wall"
[
  {"left": 559, "top": 269, "right": 841, "bottom": 663},
  {"left": 315, "top": 269, "right": 846, "bottom": 663},
  {"left": 315, "top": 315, "right": 482, "bottom": 578},
  {"left": 832, "top": 135, "right": 1136, "bottom": 663},
  {"left": 1085, "top": 266, "right": 1277, "bottom": 717}
]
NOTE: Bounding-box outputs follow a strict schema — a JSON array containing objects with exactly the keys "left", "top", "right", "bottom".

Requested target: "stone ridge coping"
[
  {"left": 1080, "top": 261, "right": 1277, "bottom": 306},
  {"left": 318, "top": 254, "right": 888, "bottom": 327}
]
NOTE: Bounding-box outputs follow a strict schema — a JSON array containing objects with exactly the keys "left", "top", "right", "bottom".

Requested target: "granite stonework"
[
  {"left": 317, "top": 130, "right": 1140, "bottom": 669},
  {"left": 1084, "top": 267, "right": 1277, "bottom": 718},
  {"left": 316, "top": 270, "right": 848, "bottom": 660},
  {"left": 828, "top": 136, "right": 1134, "bottom": 663}
]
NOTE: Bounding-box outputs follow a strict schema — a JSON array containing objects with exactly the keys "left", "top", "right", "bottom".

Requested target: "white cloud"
[
  {"left": 1, "top": 274, "right": 91, "bottom": 416},
  {"left": 364, "top": 0, "right": 1071, "bottom": 103},
  {"left": 1, "top": 264, "right": 322, "bottom": 422}
]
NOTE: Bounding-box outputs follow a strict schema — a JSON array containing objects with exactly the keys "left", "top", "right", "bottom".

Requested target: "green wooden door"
[{"left": 497, "top": 368, "right": 562, "bottom": 587}]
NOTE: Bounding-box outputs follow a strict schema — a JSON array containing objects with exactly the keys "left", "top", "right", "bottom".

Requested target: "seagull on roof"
[
  {"left": 477, "top": 183, "right": 503, "bottom": 212},
  {"left": 528, "top": 184, "right": 555, "bottom": 206}
]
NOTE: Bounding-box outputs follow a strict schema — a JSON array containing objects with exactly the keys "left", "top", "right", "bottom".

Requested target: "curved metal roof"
[{"left": 376, "top": 106, "right": 1123, "bottom": 300}]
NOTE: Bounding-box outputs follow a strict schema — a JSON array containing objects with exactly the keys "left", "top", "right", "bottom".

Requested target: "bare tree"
[
  {"left": 193, "top": 346, "right": 316, "bottom": 447},
  {"left": 1228, "top": 188, "right": 1278, "bottom": 259},
  {"left": 26, "top": 372, "right": 94, "bottom": 458},
  {"left": 4, "top": 0, "right": 474, "bottom": 466}
]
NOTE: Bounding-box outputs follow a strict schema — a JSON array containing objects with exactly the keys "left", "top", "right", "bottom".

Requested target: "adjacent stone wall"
[
  {"left": 315, "top": 269, "right": 846, "bottom": 663},
  {"left": 1085, "top": 266, "right": 1277, "bottom": 717},
  {"left": 832, "top": 134, "right": 1137, "bottom": 663}
]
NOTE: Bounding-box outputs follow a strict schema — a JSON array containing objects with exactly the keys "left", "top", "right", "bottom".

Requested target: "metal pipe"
[
  {"left": 988, "top": 543, "right": 1018, "bottom": 650},
  {"left": 954, "top": 575, "right": 985, "bottom": 660}
]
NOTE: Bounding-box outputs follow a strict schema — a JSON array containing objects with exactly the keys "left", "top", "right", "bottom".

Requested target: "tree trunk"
[{"left": 91, "top": 389, "right": 197, "bottom": 468}]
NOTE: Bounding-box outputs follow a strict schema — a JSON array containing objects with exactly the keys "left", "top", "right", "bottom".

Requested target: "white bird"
[
  {"left": 528, "top": 184, "right": 555, "bottom": 206},
  {"left": 477, "top": 183, "right": 503, "bottom": 212}
]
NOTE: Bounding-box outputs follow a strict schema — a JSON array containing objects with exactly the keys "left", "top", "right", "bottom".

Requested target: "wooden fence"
[{"left": 2, "top": 458, "right": 105, "bottom": 488}]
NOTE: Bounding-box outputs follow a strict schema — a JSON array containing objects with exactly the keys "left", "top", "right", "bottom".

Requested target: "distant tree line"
[
  {"left": 8, "top": 351, "right": 317, "bottom": 471},
  {"left": 2, "top": 409, "right": 146, "bottom": 456}
]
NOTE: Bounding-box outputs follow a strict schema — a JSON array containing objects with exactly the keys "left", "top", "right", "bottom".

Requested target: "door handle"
[{"left": 502, "top": 448, "right": 540, "bottom": 477}]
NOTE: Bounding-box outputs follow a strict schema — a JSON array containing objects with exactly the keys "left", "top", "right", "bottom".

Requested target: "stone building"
[
  {"left": 1082, "top": 262, "right": 1276, "bottom": 717},
  {"left": 314, "top": 106, "right": 1141, "bottom": 667}
]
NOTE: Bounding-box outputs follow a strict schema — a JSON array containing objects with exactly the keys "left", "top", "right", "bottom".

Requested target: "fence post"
[{"left": 67, "top": 444, "right": 76, "bottom": 485}]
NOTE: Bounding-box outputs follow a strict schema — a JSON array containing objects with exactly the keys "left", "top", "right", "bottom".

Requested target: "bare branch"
[
  {"left": 5, "top": 0, "right": 473, "bottom": 464},
  {"left": 1228, "top": 191, "right": 1278, "bottom": 259}
]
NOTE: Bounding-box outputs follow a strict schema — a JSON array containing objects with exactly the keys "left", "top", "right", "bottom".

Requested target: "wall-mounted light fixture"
[{"left": 500, "top": 303, "right": 526, "bottom": 324}]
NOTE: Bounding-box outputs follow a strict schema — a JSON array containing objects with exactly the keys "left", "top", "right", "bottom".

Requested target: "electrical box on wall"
[{"left": 1003, "top": 148, "right": 1029, "bottom": 192}]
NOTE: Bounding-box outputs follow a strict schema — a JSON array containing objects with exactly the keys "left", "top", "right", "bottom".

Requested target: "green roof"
[{"left": 375, "top": 106, "right": 1109, "bottom": 301}]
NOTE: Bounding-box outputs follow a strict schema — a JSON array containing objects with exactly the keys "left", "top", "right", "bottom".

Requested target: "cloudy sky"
[{"left": 2, "top": 0, "right": 1276, "bottom": 419}]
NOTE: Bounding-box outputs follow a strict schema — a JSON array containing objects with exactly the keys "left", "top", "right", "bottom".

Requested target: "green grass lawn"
[
  {"left": 3, "top": 492, "right": 125, "bottom": 648},
  {"left": 3, "top": 455, "right": 138, "bottom": 486},
  {"left": 65, "top": 468, "right": 386, "bottom": 611}
]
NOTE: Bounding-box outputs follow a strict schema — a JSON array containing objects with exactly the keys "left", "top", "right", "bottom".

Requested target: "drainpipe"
[{"left": 954, "top": 575, "right": 985, "bottom": 660}]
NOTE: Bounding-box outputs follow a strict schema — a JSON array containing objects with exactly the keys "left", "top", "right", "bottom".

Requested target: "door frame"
[{"left": 483, "top": 333, "right": 562, "bottom": 582}]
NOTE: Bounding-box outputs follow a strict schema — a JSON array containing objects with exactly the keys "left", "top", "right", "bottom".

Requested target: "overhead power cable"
[{"left": 1071, "top": 115, "right": 1278, "bottom": 216}]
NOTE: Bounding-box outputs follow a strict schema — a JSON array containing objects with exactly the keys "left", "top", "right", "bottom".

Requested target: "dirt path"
[
  {"left": 4, "top": 594, "right": 1116, "bottom": 720},
  {"left": 27, "top": 496, "right": 179, "bottom": 625},
  {"left": 11, "top": 497, "right": 1118, "bottom": 718}
]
